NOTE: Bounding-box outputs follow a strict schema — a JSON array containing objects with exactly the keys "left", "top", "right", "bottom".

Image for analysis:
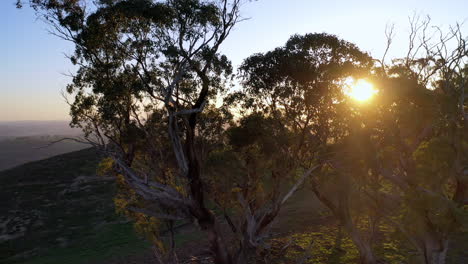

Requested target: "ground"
[{"left": 0, "top": 149, "right": 467, "bottom": 264}]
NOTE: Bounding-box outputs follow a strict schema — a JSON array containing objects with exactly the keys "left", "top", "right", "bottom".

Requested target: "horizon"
[{"left": 0, "top": 120, "right": 71, "bottom": 122}]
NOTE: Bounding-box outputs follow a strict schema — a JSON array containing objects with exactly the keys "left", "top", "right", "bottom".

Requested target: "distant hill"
[
  {"left": 0, "top": 121, "right": 88, "bottom": 171},
  {"left": 0, "top": 121, "right": 81, "bottom": 138},
  {"left": 0, "top": 148, "right": 148, "bottom": 264},
  {"left": 0, "top": 136, "right": 90, "bottom": 172}
]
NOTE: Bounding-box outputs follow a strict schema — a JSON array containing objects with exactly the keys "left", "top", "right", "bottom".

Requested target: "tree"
[
  {"left": 356, "top": 16, "right": 468, "bottom": 264},
  {"left": 204, "top": 111, "right": 319, "bottom": 262},
  {"left": 236, "top": 33, "right": 382, "bottom": 264},
  {"left": 18, "top": 1, "right": 467, "bottom": 262},
  {"left": 20, "top": 0, "right": 243, "bottom": 263}
]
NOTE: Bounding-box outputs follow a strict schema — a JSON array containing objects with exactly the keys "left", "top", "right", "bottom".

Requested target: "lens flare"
[{"left": 346, "top": 79, "right": 377, "bottom": 102}]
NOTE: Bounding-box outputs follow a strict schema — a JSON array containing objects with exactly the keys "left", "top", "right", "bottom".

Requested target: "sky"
[{"left": 1, "top": 0, "right": 467, "bottom": 121}]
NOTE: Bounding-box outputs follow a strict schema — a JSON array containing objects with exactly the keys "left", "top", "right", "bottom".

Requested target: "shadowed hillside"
[{"left": 0, "top": 148, "right": 149, "bottom": 264}]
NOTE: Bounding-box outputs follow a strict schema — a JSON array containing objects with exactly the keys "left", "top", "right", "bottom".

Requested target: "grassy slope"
[
  {"left": 267, "top": 189, "right": 468, "bottom": 264},
  {"left": 0, "top": 148, "right": 466, "bottom": 264},
  {"left": 0, "top": 148, "right": 150, "bottom": 264}
]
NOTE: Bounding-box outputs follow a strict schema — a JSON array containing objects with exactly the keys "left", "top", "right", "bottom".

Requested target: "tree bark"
[
  {"left": 420, "top": 239, "right": 449, "bottom": 264},
  {"left": 453, "top": 178, "right": 468, "bottom": 206},
  {"left": 311, "top": 184, "right": 378, "bottom": 264},
  {"left": 340, "top": 205, "right": 378, "bottom": 264},
  {"left": 411, "top": 211, "right": 450, "bottom": 264},
  {"left": 185, "top": 119, "right": 233, "bottom": 264},
  {"left": 348, "top": 229, "right": 378, "bottom": 264}
]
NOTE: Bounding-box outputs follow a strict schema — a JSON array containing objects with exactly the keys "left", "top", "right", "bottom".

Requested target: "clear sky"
[{"left": 1, "top": 0, "right": 467, "bottom": 121}]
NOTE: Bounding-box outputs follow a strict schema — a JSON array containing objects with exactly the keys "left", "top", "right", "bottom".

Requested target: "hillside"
[
  {"left": 0, "top": 149, "right": 466, "bottom": 264},
  {"left": 0, "top": 148, "right": 149, "bottom": 264}
]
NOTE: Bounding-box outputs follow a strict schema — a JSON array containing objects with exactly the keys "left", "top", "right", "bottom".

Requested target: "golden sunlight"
[{"left": 346, "top": 79, "right": 377, "bottom": 102}]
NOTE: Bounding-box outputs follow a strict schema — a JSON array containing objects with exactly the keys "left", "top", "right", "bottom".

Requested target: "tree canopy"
[{"left": 18, "top": 2, "right": 468, "bottom": 263}]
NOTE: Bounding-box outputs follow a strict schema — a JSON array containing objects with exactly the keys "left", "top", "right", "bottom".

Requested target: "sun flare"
[{"left": 346, "top": 79, "right": 377, "bottom": 102}]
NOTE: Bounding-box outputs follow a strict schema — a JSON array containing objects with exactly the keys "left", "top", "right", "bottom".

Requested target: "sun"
[{"left": 346, "top": 79, "right": 377, "bottom": 102}]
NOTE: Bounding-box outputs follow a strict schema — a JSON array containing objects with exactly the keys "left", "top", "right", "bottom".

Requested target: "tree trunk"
[
  {"left": 335, "top": 177, "right": 378, "bottom": 264},
  {"left": 453, "top": 178, "right": 468, "bottom": 206},
  {"left": 185, "top": 122, "right": 233, "bottom": 264},
  {"left": 343, "top": 217, "right": 378, "bottom": 264},
  {"left": 311, "top": 184, "right": 378, "bottom": 264},
  {"left": 420, "top": 239, "right": 449, "bottom": 264},
  {"left": 206, "top": 220, "right": 233, "bottom": 264},
  {"left": 234, "top": 236, "right": 255, "bottom": 264},
  {"left": 412, "top": 212, "right": 449, "bottom": 264}
]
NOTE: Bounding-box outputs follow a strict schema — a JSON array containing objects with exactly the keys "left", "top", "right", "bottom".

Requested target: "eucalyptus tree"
[
  {"left": 203, "top": 111, "right": 320, "bottom": 263},
  {"left": 20, "top": 0, "right": 244, "bottom": 263},
  {"left": 356, "top": 18, "right": 468, "bottom": 264},
  {"left": 237, "top": 33, "right": 373, "bottom": 162},
  {"left": 236, "top": 33, "right": 382, "bottom": 264}
]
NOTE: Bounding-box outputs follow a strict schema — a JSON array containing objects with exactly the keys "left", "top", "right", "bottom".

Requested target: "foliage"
[{"left": 16, "top": 2, "right": 468, "bottom": 263}]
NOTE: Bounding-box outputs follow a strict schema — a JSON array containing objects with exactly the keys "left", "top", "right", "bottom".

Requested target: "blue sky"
[{"left": 1, "top": 0, "right": 467, "bottom": 121}]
